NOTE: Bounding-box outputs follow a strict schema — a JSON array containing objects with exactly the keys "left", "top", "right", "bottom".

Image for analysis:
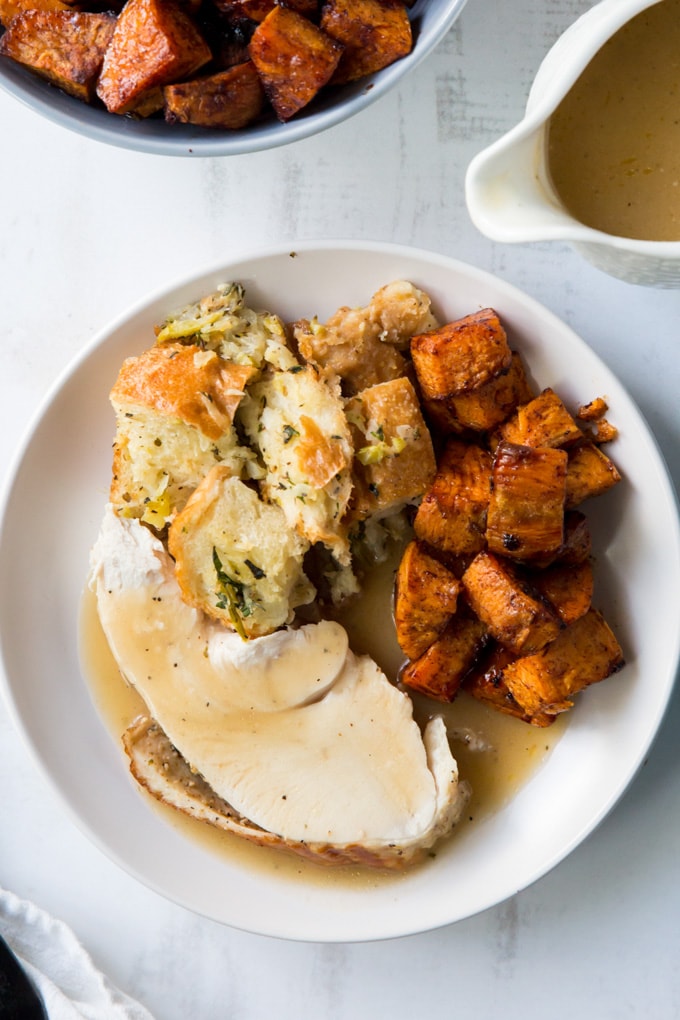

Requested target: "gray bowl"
[{"left": 0, "top": 0, "right": 469, "bottom": 157}]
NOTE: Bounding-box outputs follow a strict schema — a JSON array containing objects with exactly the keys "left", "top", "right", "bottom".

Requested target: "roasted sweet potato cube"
[
  {"left": 576, "top": 396, "right": 608, "bottom": 422},
  {"left": 462, "top": 550, "right": 562, "bottom": 656},
  {"left": 528, "top": 559, "right": 593, "bottom": 625},
  {"left": 0, "top": 10, "right": 115, "bottom": 101},
  {"left": 589, "top": 418, "right": 619, "bottom": 443},
  {"left": 575, "top": 397, "right": 619, "bottom": 443},
  {"left": 0, "top": 0, "right": 68, "bottom": 29},
  {"left": 224, "top": 0, "right": 318, "bottom": 21},
  {"left": 496, "top": 388, "right": 584, "bottom": 449},
  {"left": 486, "top": 441, "right": 567, "bottom": 561},
  {"left": 411, "top": 308, "right": 513, "bottom": 401},
  {"left": 248, "top": 6, "right": 342, "bottom": 121},
  {"left": 401, "top": 613, "right": 488, "bottom": 703},
  {"left": 414, "top": 439, "right": 492, "bottom": 557},
  {"left": 502, "top": 608, "right": 625, "bottom": 717},
  {"left": 320, "top": 0, "right": 411, "bottom": 84},
  {"left": 346, "top": 377, "right": 436, "bottom": 521},
  {"left": 97, "top": 0, "right": 212, "bottom": 115},
  {"left": 164, "top": 62, "right": 265, "bottom": 128},
  {"left": 565, "top": 443, "right": 622, "bottom": 507},
  {"left": 425, "top": 351, "right": 535, "bottom": 435},
  {"left": 394, "top": 540, "right": 460, "bottom": 660},
  {"left": 534, "top": 510, "right": 591, "bottom": 568},
  {"left": 463, "top": 644, "right": 556, "bottom": 727},
  {"left": 219, "top": 0, "right": 274, "bottom": 20}
]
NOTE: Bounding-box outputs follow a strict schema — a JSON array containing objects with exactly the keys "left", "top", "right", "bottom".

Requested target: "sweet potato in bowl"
[{"left": 0, "top": 0, "right": 462, "bottom": 152}]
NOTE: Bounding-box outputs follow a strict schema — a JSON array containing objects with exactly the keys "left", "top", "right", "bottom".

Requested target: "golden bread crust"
[{"left": 110, "top": 343, "right": 255, "bottom": 440}]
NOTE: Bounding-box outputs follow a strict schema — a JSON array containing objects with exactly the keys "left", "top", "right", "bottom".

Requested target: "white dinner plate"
[{"left": 1, "top": 240, "right": 678, "bottom": 942}]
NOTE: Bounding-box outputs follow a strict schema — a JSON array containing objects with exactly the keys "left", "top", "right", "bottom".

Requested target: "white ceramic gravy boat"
[{"left": 465, "top": 0, "right": 680, "bottom": 288}]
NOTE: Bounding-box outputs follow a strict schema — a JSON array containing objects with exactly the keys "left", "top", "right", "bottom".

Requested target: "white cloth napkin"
[{"left": 0, "top": 888, "right": 155, "bottom": 1020}]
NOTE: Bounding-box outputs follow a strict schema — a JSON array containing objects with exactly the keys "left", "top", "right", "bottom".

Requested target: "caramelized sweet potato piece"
[
  {"left": 320, "top": 0, "right": 411, "bottom": 84},
  {"left": 425, "top": 351, "right": 534, "bottom": 435},
  {"left": 463, "top": 644, "right": 556, "bottom": 727},
  {"left": 0, "top": 10, "right": 115, "bottom": 101},
  {"left": 462, "top": 550, "right": 562, "bottom": 656},
  {"left": 394, "top": 540, "right": 460, "bottom": 661},
  {"left": 496, "top": 388, "right": 584, "bottom": 449},
  {"left": 528, "top": 559, "right": 593, "bottom": 625},
  {"left": 413, "top": 439, "right": 492, "bottom": 557},
  {"left": 225, "top": 0, "right": 318, "bottom": 21},
  {"left": 97, "top": 0, "right": 212, "bottom": 115},
  {"left": 533, "top": 510, "right": 591, "bottom": 568},
  {"left": 411, "top": 308, "right": 512, "bottom": 401},
  {"left": 576, "top": 396, "right": 608, "bottom": 422},
  {"left": 502, "top": 608, "right": 625, "bottom": 717},
  {"left": 164, "top": 61, "right": 265, "bottom": 128},
  {"left": 589, "top": 418, "right": 619, "bottom": 444},
  {"left": 401, "top": 613, "right": 488, "bottom": 703},
  {"left": 486, "top": 441, "right": 567, "bottom": 561},
  {"left": 0, "top": 0, "right": 68, "bottom": 29},
  {"left": 248, "top": 6, "right": 342, "bottom": 121},
  {"left": 346, "top": 377, "right": 436, "bottom": 521},
  {"left": 565, "top": 443, "right": 622, "bottom": 507}
]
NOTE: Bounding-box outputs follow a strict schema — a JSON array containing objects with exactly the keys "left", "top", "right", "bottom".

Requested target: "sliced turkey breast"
[{"left": 90, "top": 507, "right": 467, "bottom": 866}]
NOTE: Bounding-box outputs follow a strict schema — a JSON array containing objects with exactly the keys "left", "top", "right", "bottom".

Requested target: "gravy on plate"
[{"left": 79, "top": 541, "right": 565, "bottom": 886}]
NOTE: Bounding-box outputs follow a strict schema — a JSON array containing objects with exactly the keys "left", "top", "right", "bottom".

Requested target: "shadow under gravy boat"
[{"left": 465, "top": 0, "right": 680, "bottom": 288}]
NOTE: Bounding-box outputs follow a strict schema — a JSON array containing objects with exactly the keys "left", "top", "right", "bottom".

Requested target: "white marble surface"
[{"left": 1, "top": 0, "right": 680, "bottom": 1017}]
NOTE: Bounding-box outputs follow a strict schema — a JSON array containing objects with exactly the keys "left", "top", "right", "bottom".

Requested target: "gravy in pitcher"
[{"left": 547, "top": 0, "right": 680, "bottom": 241}]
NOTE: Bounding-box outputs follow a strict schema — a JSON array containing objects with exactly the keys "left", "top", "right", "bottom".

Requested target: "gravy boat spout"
[{"left": 465, "top": 0, "right": 680, "bottom": 288}]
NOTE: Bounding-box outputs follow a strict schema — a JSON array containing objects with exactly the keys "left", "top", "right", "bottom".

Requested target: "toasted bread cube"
[
  {"left": 320, "top": 0, "right": 411, "bottom": 84},
  {"left": 462, "top": 551, "right": 562, "bottom": 656},
  {"left": 394, "top": 541, "right": 460, "bottom": 660},
  {"left": 463, "top": 644, "right": 556, "bottom": 727},
  {"left": 346, "top": 376, "right": 436, "bottom": 522},
  {"left": 0, "top": 10, "right": 115, "bottom": 101},
  {"left": 0, "top": 0, "right": 68, "bottom": 29},
  {"left": 366, "top": 280, "right": 439, "bottom": 348},
  {"left": 496, "top": 388, "right": 584, "bottom": 450},
  {"left": 109, "top": 344, "right": 257, "bottom": 526},
  {"left": 565, "top": 443, "right": 622, "bottom": 507},
  {"left": 168, "top": 465, "right": 315, "bottom": 638},
  {"left": 248, "top": 6, "right": 342, "bottom": 121},
  {"left": 164, "top": 62, "right": 265, "bottom": 128},
  {"left": 294, "top": 281, "right": 435, "bottom": 395},
  {"left": 411, "top": 308, "right": 513, "bottom": 402},
  {"left": 486, "top": 441, "right": 567, "bottom": 561},
  {"left": 425, "top": 351, "right": 534, "bottom": 434},
  {"left": 294, "top": 317, "right": 408, "bottom": 394},
  {"left": 401, "top": 613, "right": 488, "bottom": 703},
  {"left": 414, "top": 439, "right": 492, "bottom": 558},
  {"left": 239, "top": 363, "right": 354, "bottom": 561},
  {"left": 111, "top": 343, "right": 256, "bottom": 441},
  {"left": 97, "top": 0, "right": 212, "bottom": 115},
  {"left": 502, "top": 608, "right": 625, "bottom": 717}
]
